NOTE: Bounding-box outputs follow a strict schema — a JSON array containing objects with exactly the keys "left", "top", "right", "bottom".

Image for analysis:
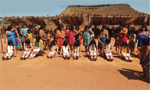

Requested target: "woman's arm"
[
  {"left": 20, "top": 28, "right": 26, "bottom": 37},
  {"left": 40, "top": 40, "right": 43, "bottom": 50},
  {"left": 39, "top": 30, "right": 46, "bottom": 41},
  {"left": 143, "top": 46, "right": 150, "bottom": 62},
  {"left": 98, "top": 36, "right": 103, "bottom": 45},
  {"left": 15, "top": 30, "right": 19, "bottom": 38},
  {"left": 105, "top": 30, "right": 109, "bottom": 39},
  {"left": 60, "top": 46, "right": 63, "bottom": 55},
  {"left": 68, "top": 45, "right": 71, "bottom": 54}
]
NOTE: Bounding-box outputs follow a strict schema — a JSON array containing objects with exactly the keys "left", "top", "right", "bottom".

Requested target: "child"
[
  {"left": 20, "top": 39, "right": 33, "bottom": 60},
  {"left": 2, "top": 40, "right": 15, "bottom": 60},
  {"left": 98, "top": 29, "right": 106, "bottom": 56},
  {"left": 47, "top": 40, "right": 57, "bottom": 58},
  {"left": 17, "top": 35, "right": 22, "bottom": 50},
  {"left": 119, "top": 42, "right": 133, "bottom": 62},
  {"left": 26, "top": 29, "right": 34, "bottom": 46},
  {"left": 114, "top": 33, "right": 119, "bottom": 53},
  {"left": 61, "top": 40, "right": 71, "bottom": 59},
  {"left": 28, "top": 36, "right": 43, "bottom": 59},
  {"left": 129, "top": 35, "right": 135, "bottom": 54},
  {"left": 46, "top": 30, "right": 52, "bottom": 49},
  {"left": 72, "top": 41, "right": 81, "bottom": 60},
  {"left": 89, "top": 40, "right": 98, "bottom": 61},
  {"left": 103, "top": 38, "right": 113, "bottom": 61}
]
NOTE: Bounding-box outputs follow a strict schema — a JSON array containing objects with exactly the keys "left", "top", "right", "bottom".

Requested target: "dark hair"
[
  {"left": 105, "top": 38, "right": 111, "bottom": 44},
  {"left": 36, "top": 36, "right": 41, "bottom": 43},
  {"left": 51, "top": 40, "right": 55, "bottom": 45},
  {"left": 116, "top": 33, "right": 119, "bottom": 37},
  {"left": 89, "top": 39, "right": 96, "bottom": 47},
  {"left": 75, "top": 25, "right": 79, "bottom": 30},
  {"left": 85, "top": 25, "right": 90, "bottom": 29},
  {"left": 58, "top": 24, "right": 63, "bottom": 30},
  {"left": 74, "top": 41, "right": 79, "bottom": 47},
  {"left": 28, "top": 29, "right": 31, "bottom": 33},
  {"left": 98, "top": 29, "right": 103, "bottom": 34},
  {"left": 7, "top": 25, "right": 13, "bottom": 31},
  {"left": 40, "top": 25, "right": 45, "bottom": 29},
  {"left": 140, "top": 25, "right": 148, "bottom": 31},
  {"left": 120, "top": 24, "right": 125, "bottom": 27},
  {"left": 122, "top": 42, "right": 128, "bottom": 46},
  {"left": 66, "top": 25, "right": 70, "bottom": 30},
  {"left": 70, "top": 25, "right": 74, "bottom": 31},
  {"left": 8, "top": 40, "right": 13, "bottom": 46},
  {"left": 102, "top": 25, "right": 106, "bottom": 28},
  {"left": 26, "top": 39, "right": 30, "bottom": 45},
  {"left": 131, "top": 34, "right": 134, "bottom": 37},
  {"left": 63, "top": 40, "right": 68, "bottom": 46},
  {"left": 46, "top": 30, "right": 50, "bottom": 34},
  {"left": 23, "top": 24, "right": 27, "bottom": 26},
  {"left": 142, "top": 37, "right": 148, "bottom": 46}
]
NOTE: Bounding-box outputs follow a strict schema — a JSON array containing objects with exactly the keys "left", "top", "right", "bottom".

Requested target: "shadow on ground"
[{"left": 118, "top": 68, "right": 149, "bottom": 83}]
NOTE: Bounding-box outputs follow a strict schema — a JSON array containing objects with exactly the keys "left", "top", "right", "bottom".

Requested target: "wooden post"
[
  {"left": 0, "top": 33, "right": 3, "bottom": 53},
  {"left": 89, "top": 16, "right": 91, "bottom": 26},
  {"left": 32, "top": 17, "right": 34, "bottom": 36}
]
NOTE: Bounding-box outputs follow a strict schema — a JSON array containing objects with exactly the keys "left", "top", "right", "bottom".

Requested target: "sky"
[{"left": 0, "top": 0, "right": 149, "bottom": 17}]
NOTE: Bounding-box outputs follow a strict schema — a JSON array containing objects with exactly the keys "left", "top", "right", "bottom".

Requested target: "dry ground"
[{"left": 0, "top": 38, "right": 149, "bottom": 90}]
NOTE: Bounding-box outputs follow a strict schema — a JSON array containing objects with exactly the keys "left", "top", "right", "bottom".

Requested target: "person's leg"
[
  {"left": 90, "top": 53, "right": 94, "bottom": 61},
  {"left": 127, "top": 53, "right": 132, "bottom": 61},
  {"left": 66, "top": 52, "right": 70, "bottom": 59},
  {"left": 8, "top": 53, "right": 13, "bottom": 59},
  {"left": 73, "top": 53, "right": 76, "bottom": 59},
  {"left": 105, "top": 53, "right": 109, "bottom": 60},
  {"left": 25, "top": 51, "right": 30, "bottom": 59},
  {"left": 63, "top": 53, "right": 66, "bottom": 59},
  {"left": 76, "top": 54, "right": 79, "bottom": 59},
  {"left": 146, "top": 67, "right": 149, "bottom": 82},
  {"left": 109, "top": 53, "right": 113, "bottom": 60},
  {"left": 94, "top": 53, "right": 97, "bottom": 61}
]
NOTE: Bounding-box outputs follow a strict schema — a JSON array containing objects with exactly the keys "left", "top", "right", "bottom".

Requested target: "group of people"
[{"left": 1, "top": 23, "right": 150, "bottom": 82}]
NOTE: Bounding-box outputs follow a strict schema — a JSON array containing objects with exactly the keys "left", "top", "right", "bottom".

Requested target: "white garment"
[
  {"left": 106, "top": 44, "right": 111, "bottom": 52},
  {"left": 89, "top": 45, "right": 96, "bottom": 52},
  {"left": 7, "top": 45, "right": 13, "bottom": 53},
  {"left": 63, "top": 46, "right": 69, "bottom": 53},
  {"left": 90, "top": 28, "right": 94, "bottom": 37},
  {"left": 90, "top": 53, "right": 97, "bottom": 56},
  {"left": 34, "top": 48, "right": 40, "bottom": 52},
  {"left": 74, "top": 47, "right": 79, "bottom": 54}
]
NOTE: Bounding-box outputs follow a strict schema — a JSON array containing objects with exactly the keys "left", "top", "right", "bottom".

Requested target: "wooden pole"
[
  {"left": 32, "top": 17, "right": 34, "bottom": 36},
  {"left": 89, "top": 16, "right": 91, "bottom": 26},
  {"left": 0, "top": 33, "right": 3, "bottom": 53}
]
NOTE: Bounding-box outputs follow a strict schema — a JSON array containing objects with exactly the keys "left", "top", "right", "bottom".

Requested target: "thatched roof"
[{"left": 59, "top": 4, "right": 145, "bottom": 17}]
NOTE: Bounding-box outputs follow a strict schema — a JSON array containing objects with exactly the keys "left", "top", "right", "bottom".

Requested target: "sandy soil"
[{"left": 0, "top": 38, "right": 149, "bottom": 90}]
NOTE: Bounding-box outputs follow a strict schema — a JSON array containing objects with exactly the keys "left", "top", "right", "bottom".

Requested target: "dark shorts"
[
  {"left": 144, "top": 58, "right": 150, "bottom": 67},
  {"left": 140, "top": 57, "right": 143, "bottom": 65}
]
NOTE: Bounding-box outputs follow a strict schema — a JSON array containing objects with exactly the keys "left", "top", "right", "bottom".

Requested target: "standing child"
[
  {"left": 103, "top": 38, "right": 113, "bottom": 61},
  {"left": 46, "top": 30, "right": 52, "bottom": 50},
  {"left": 129, "top": 30, "right": 136, "bottom": 54},
  {"left": 89, "top": 40, "right": 98, "bottom": 61},
  {"left": 17, "top": 35, "right": 22, "bottom": 50},
  {"left": 114, "top": 34, "right": 119, "bottom": 53},
  {"left": 2, "top": 40, "right": 16, "bottom": 60},
  {"left": 26, "top": 29, "right": 34, "bottom": 46},
  {"left": 98, "top": 29, "right": 106, "bottom": 56},
  {"left": 20, "top": 39, "right": 33, "bottom": 60},
  {"left": 47, "top": 40, "right": 57, "bottom": 58},
  {"left": 119, "top": 42, "right": 133, "bottom": 62},
  {"left": 61, "top": 40, "right": 71, "bottom": 59},
  {"left": 72, "top": 41, "right": 81, "bottom": 60}
]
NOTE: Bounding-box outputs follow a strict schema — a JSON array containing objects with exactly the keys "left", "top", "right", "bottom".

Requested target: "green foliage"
[{"left": 0, "top": 20, "right": 11, "bottom": 24}]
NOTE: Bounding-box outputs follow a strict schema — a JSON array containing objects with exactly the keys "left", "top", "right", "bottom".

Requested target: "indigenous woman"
[
  {"left": 39, "top": 25, "right": 47, "bottom": 49},
  {"left": 4, "top": 25, "right": 16, "bottom": 56},
  {"left": 20, "top": 24, "right": 28, "bottom": 49},
  {"left": 56, "top": 24, "right": 65, "bottom": 53},
  {"left": 64, "top": 25, "right": 70, "bottom": 41},
  {"left": 137, "top": 25, "right": 149, "bottom": 48},
  {"left": 118, "top": 24, "right": 128, "bottom": 46}
]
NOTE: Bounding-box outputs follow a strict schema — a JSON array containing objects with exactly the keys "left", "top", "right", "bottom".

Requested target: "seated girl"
[
  {"left": 2, "top": 40, "right": 16, "bottom": 60},
  {"left": 103, "top": 38, "right": 113, "bottom": 61},
  {"left": 119, "top": 42, "right": 133, "bottom": 62},
  {"left": 89, "top": 40, "right": 98, "bottom": 61},
  {"left": 29, "top": 36, "right": 43, "bottom": 59},
  {"left": 61, "top": 40, "right": 71, "bottom": 59},
  {"left": 20, "top": 39, "right": 33, "bottom": 60},
  {"left": 72, "top": 41, "right": 81, "bottom": 60},
  {"left": 47, "top": 40, "right": 58, "bottom": 58}
]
